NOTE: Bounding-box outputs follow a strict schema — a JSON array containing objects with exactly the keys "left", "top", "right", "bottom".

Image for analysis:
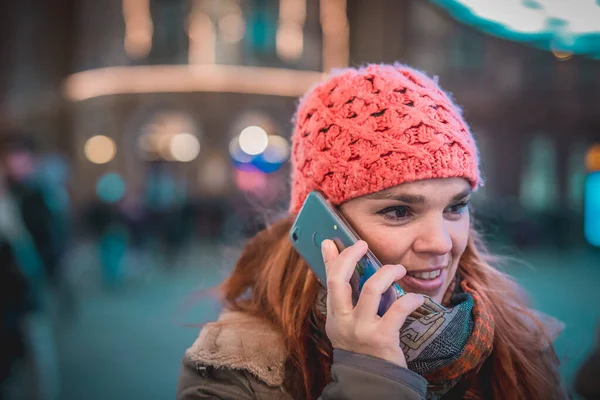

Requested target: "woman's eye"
[
  {"left": 448, "top": 201, "right": 469, "bottom": 215},
  {"left": 379, "top": 206, "right": 411, "bottom": 221}
]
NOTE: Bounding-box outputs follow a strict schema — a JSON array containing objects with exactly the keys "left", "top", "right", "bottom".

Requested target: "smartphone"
[{"left": 289, "top": 191, "right": 405, "bottom": 316}]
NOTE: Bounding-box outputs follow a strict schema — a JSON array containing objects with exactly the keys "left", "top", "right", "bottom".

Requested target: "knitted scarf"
[
  {"left": 408, "top": 277, "right": 494, "bottom": 398},
  {"left": 318, "top": 274, "right": 494, "bottom": 399}
]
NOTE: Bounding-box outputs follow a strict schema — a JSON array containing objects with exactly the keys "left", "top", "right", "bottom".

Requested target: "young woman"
[{"left": 177, "top": 64, "right": 566, "bottom": 399}]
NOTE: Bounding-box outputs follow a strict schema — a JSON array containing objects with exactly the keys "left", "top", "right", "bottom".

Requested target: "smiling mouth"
[
  {"left": 401, "top": 267, "right": 447, "bottom": 292},
  {"left": 407, "top": 269, "right": 442, "bottom": 280}
]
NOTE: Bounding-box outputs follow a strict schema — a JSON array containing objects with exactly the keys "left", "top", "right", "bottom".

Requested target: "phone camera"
[{"left": 292, "top": 229, "right": 299, "bottom": 241}]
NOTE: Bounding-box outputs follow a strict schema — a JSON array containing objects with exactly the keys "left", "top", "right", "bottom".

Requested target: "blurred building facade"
[{"left": 0, "top": 0, "right": 599, "bottom": 244}]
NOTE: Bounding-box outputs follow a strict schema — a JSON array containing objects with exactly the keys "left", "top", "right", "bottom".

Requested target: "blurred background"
[{"left": 0, "top": 0, "right": 598, "bottom": 399}]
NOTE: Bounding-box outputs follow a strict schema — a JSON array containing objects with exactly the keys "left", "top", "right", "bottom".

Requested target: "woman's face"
[{"left": 339, "top": 178, "right": 471, "bottom": 303}]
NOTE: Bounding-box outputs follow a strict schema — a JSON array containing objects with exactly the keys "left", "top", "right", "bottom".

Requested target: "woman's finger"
[
  {"left": 382, "top": 293, "right": 425, "bottom": 330},
  {"left": 335, "top": 240, "right": 369, "bottom": 283},
  {"left": 353, "top": 264, "right": 407, "bottom": 319},
  {"left": 322, "top": 240, "right": 368, "bottom": 314}
]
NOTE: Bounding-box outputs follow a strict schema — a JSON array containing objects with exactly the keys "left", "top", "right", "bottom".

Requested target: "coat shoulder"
[
  {"left": 178, "top": 355, "right": 293, "bottom": 400},
  {"left": 185, "top": 310, "right": 288, "bottom": 387}
]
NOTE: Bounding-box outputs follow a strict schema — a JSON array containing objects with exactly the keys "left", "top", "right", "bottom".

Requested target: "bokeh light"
[
  {"left": 262, "top": 135, "right": 290, "bottom": 164},
  {"left": 169, "top": 133, "right": 200, "bottom": 162},
  {"left": 219, "top": 12, "right": 246, "bottom": 43},
  {"left": 585, "top": 144, "right": 600, "bottom": 172},
  {"left": 235, "top": 167, "right": 267, "bottom": 193},
  {"left": 584, "top": 171, "right": 600, "bottom": 247},
  {"left": 136, "top": 111, "right": 200, "bottom": 162},
  {"left": 552, "top": 49, "right": 574, "bottom": 61},
  {"left": 84, "top": 135, "right": 117, "bottom": 164},
  {"left": 229, "top": 133, "right": 290, "bottom": 174},
  {"left": 276, "top": 23, "right": 304, "bottom": 61},
  {"left": 137, "top": 132, "right": 157, "bottom": 161},
  {"left": 123, "top": 0, "right": 153, "bottom": 59},
  {"left": 229, "top": 136, "right": 253, "bottom": 163},
  {"left": 96, "top": 172, "right": 126, "bottom": 203},
  {"left": 199, "top": 155, "right": 229, "bottom": 194},
  {"left": 238, "top": 126, "right": 268, "bottom": 155}
]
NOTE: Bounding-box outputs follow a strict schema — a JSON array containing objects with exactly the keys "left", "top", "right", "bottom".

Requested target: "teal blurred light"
[
  {"left": 247, "top": 0, "right": 276, "bottom": 53},
  {"left": 96, "top": 172, "right": 126, "bottom": 204},
  {"left": 430, "top": 0, "right": 600, "bottom": 57},
  {"left": 584, "top": 171, "right": 600, "bottom": 247}
]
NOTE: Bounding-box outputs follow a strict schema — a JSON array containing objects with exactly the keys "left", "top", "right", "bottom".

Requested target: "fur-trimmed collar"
[
  {"left": 185, "top": 308, "right": 564, "bottom": 388},
  {"left": 185, "top": 310, "right": 287, "bottom": 387}
]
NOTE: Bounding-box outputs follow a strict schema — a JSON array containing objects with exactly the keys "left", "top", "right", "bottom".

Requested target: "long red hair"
[{"left": 218, "top": 215, "right": 563, "bottom": 399}]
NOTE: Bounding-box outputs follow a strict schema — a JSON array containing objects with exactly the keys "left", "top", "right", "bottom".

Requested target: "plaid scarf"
[
  {"left": 318, "top": 274, "right": 495, "bottom": 399},
  {"left": 404, "top": 276, "right": 495, "bottom": 398}
]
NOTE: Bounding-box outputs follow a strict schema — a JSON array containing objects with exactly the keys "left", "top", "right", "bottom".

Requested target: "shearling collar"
[
  {"left": 185, "top": 310, "right": 287, "bottom": 387},
  {"left": 184, "top": 307, "right": 564, "bottom": 388}
]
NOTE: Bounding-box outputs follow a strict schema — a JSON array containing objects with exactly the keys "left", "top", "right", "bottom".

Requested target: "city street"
[{"left": 56, "top": 242, "right": 600, "bottom": 400}]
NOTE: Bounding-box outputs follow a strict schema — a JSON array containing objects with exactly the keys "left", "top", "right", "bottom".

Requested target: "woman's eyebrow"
[
  {"left": 451, "top": 189, "right": 472, "bottom": 202},
  {"left": 365, "top": 188, "right": 472, "bottom": 204},
  {"left": 365, "top": 191, "right": 426, "bottom": 204}
]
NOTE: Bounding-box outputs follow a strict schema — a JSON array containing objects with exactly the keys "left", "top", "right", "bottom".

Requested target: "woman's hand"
[{"left": 321, "top": 239, "right": 424, "bottom": 368}]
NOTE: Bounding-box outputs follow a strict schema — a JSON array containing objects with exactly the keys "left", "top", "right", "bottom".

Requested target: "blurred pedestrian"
[
  {"left": 1, "top": 134, "right": 67, "bottom": 291},
  {"left": 0, "top": 232, "right": 30, "bottom": 400},
  {"left": 143, "top": 162, "right": 189, "bottom": 268},
  {"left": 0, "top": 132, "right": 64, "bottom": 400}
]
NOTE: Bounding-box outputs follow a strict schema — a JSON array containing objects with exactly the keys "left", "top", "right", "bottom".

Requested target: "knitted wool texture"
[{"left": 289, "top": 64, "right": 481, "bottom": 214}]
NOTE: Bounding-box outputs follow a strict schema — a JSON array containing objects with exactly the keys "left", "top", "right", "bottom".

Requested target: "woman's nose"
[{"left": 412, "top": 216, "right": 453, "bottom": 256}]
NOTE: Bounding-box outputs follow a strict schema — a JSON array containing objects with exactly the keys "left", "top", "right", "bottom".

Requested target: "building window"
[
  {"left": 519, "top": 135, "right": 558, "bottom": 211},
  {"left": 568, "top": 142, "right": 587, "bottom": 211},
  {"left": 150, "top": 0, "right": 188, "bottom": 64}
]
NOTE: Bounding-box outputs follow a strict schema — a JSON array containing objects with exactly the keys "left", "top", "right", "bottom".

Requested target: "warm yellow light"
[
  {"left": 320, "top": 0, "right": 349, "bottom": 71},
  {"left": 124, "top": 17, "right": 153, "bottom": 59},
  {"left": 277, "top": 23, "right": 304, "bottom": 61},
  {"left": 280, "top": 0, "right": 307, "bottom": 24},
  {"left": 123, "top": 0, "right": 153, "bottom": 59},
  {"left": 63, "top": 65, "right": 326, "bottom": 101},
  {"left": 137, "top": 133, "right": 157, "bottom": 160},
  {"left": 199, "top": 155, "right": 229, "bottom": 194},
  {"left": 170, "top": 133, "right": 201, "bottom": 162},
  {"left": 137, "top": 132, "right": 154, "bottom": 152},
  {"left": 263, "top": 135, "right": 290, "bottom": 163},
  {"left": 586, "top": 144, "right": 600, "bottom": 172},
  {"left": 278, "top": 0, "right": 306, "bottom": 62},
  {"left": 219, "top": 12, "right": 246, "bottom": 43},
  {"left": 85, "top": 135, "right": 117, "bottom": 164},
  {"left": 156, "top": 134, "right": 175, "bottom": 161},
  {"left": 239, "top": 126, "right": 269, "bottom": 156},
  {"left": 552, "top": 49, "right": 574, "bottom": 61},
  {"left": 188, "top": 11, "right": 216, "bottom": 64}
]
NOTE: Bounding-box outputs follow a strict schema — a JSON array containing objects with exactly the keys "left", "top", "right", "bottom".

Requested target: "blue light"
[
  {"left": 584, "top": 171, "right": 600, "bottom": 247},
  {"left": 251, "top": 154, "right": 285, "bottom": 174},
  {"left": 231, "top": 153, "right": 285, "bottom": 174},
  {"left": 96, "top": 173, "right": 126, "bottom": 204},
  {"left": 430, "top": 0, "right": 600, "bottom": 58}
]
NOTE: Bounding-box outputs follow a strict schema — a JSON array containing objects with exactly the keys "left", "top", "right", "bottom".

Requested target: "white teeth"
[{"left": 409, "top": 270, "right": 441, "bottom": 280}]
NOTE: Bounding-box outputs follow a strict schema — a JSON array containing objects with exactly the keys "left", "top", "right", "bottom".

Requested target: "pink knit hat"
[{"left": 289, "top": 64, "right": 481, "bottom": 214}]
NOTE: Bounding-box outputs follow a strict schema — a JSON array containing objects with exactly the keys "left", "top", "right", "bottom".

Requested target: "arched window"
[{"left": 519, "top": 134, "right": 558, "bottom": 211}]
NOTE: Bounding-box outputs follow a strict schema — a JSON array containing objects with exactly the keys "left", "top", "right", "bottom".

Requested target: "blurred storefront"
[{"left": 0, "top": 0, "right": 599, "bottom": 246}]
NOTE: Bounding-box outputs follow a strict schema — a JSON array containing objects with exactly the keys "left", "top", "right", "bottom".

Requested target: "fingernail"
[{"left": 357, "top": 240, "right": 368, "bottom": 250}]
